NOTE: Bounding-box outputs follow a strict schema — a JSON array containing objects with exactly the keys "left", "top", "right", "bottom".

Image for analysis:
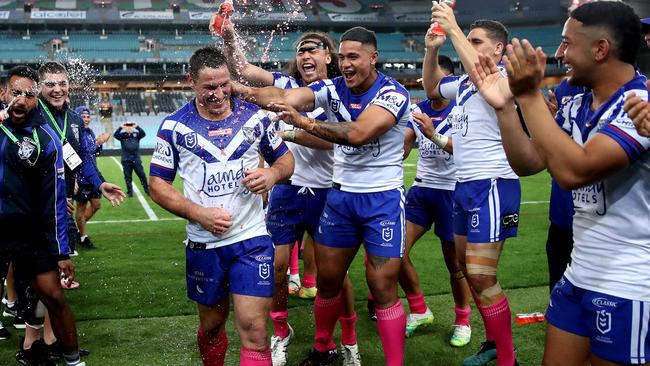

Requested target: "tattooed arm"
[{"left": 269, "top": 102, "right": 397, "bottom": 147}]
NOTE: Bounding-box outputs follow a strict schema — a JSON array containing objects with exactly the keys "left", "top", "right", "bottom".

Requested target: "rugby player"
[
  {"left": 400, "top": 52, "right": 472, "bottom": 346},
  {"left": 150, "top": 46, "right": 294, "bottom": 366},
  {"left": 238, "top": 26, "right": 409, "bottom": 366},
  {"left": 471, "top": 2, "right": 649, "bottom": 364},
  {"left": 426, "top": 3, "right": 521, "bottom": 365},
  {"left": 221, "top": 24, "right": 361, "bottom": 366}
]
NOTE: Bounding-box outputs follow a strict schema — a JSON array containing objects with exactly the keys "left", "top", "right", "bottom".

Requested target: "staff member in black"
[
  {"left": 37, "top": 61, "right": 124, "bottom": 209},
  {"left": 113, "top": 121, "right": 149, "bottom": 197},
  {"left": 0, "top": 65, "right": 86, "bottom": 366}
]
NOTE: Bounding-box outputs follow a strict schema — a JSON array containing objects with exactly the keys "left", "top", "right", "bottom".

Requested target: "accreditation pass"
[{"left": 62, "top": 141, "right": 82, "bottom": 170}]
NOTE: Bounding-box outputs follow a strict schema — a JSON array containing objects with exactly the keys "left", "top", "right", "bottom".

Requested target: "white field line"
[{"left": 110, "top": 157, "right": 158, "bottom": 221}]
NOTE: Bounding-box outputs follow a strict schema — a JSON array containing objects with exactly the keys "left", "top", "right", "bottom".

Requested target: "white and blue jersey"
[
  {"left": 439, "top": 70, "right": 518, "bottom": 182},
  {"left": 308, "top": 72, "right": 409, "bottom": 192},
  {"left": 150, "top": 98, "right": 289, "bottom": 249},
  {"left": 408, "top": 99, "right": 456, "bottom": 190},
  {"left": 556, "top": 74, "right": 650, "bottom": 302},
  {"left": 272, "top": 72, "right": 333, "bottom": 188}
]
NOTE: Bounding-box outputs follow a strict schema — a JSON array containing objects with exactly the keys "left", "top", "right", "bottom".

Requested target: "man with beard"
[{"left": 0, "top": 65, "right": 86, "bottom": 366}]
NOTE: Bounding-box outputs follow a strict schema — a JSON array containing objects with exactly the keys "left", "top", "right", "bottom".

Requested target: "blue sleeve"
[
  {"left": 150, "top": 120, "right": 179, "bottom": 181},
  {"left": 113, "top": 128, "right": 125, "bottom": 140},
  {"left": 137, "top": 126, "right": 146, "bottom": 140},
  {"left": 40, "top": 129, "right": 70, "bottom": 256},
  {"left": 77, "top": 129, "right": 105, "bottom": 190},
  {"left": 259, "top": 115, "right": 289, "bottom": 165}
]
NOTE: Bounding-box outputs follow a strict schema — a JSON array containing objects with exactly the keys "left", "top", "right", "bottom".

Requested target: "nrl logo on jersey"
[
  {"left": 18, "top": 137, "right": 36, "bottom": 161},
  {"left": 330, "top": 99, "right": 341, "bottom": 113},
  {"left": 184, "top": 132, "right": 198, "bottom": 149}
]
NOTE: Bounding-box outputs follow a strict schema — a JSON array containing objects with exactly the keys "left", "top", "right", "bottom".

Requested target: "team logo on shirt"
[
  {"left": 185, "top": 132, "right": 198, "bottom": 149},
  {"left": 382, "top": 227, "right": 393, "bottom": 242},
  {"left": 242, "top": 126, "right": 261, "bottom": 144},
  {"left": 18, "top": 137, "right": 36, "bottom": 161},
  {"left": 330, "top": 99, "right": 341, "bottom": 113},
  {"left": 259, "top": 263, "right": 271, "bottom": 280},
  {"left": 596, "top": 310, "right": 611, "bottom": 334}
]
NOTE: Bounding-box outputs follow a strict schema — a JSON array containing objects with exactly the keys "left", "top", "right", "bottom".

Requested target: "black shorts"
[{"left": 73, "top": 183, "right": 101, "bottom": 203}]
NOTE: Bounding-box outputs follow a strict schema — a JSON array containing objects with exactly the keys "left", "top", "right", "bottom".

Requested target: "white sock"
[
  {"left": 80, "top": 235, "right": 88, "bottom": 241},
  {"left": 289, "top": 274, "right": 300, "bottom": 284}
]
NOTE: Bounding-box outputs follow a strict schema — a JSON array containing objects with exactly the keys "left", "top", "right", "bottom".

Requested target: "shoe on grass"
[
  {"left": 405, "top": 308, "right": 434, "bottom": 337},
  {"left": 462, "top": 340, "right": 497, "bottom": 366},
  {"left": 341, "top": 343, "right": 361, "bottom": 366},
  {"left": 450, "top": 324, "right": 471, "bottom": 347},
  {"left": 270, "top": 324, "right": 293, "bottom": 366}
]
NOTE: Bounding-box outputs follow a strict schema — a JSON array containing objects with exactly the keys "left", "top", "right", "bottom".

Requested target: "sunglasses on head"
[{"left": 296, "top": 40, "right": 327, "bottom": 54}]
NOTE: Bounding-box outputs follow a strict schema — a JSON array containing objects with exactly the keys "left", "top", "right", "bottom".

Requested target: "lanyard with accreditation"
[
  {"left": 0, "top": 121, "right": 41, "bottom": 166},
  {"left": 38, "top": 99, "right": 81, "bottom": 170}
]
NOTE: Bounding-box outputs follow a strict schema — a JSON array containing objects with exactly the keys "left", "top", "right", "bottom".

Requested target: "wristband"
[
  {"left": 283, "top": 130, "right": 296, "bottom": 142},
  {"left": 429, "top": 132, "right": 449, "bottom": 148}
]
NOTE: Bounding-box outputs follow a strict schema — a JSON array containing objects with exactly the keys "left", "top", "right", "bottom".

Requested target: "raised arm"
[
  {"left": 422, "top": 31, "right": 448, "bottom": 99},
  {"left": 281, "top": 130, "right": 333, "bottom": 150},
  {"left": 506, "top": 39, "right": 633, "bottom": 189},
  {"left": 470, "top": 54, "right": 545, "bottom": 175},
  {"left": 269, "top": 101, "right": 397, "bottom": 147},
  {"left": 235, "top": 83, "right": 316, "bottom": 113},
  {"left": 222, "top": 23, "right": 274, "bottom": 86},
  {"left": 431, "top": 2, "right": 480, "bottom": 73}
]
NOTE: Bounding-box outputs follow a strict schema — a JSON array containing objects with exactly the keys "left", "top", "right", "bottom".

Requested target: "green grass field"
[{"left": 1, "top": 154, "right": 553, "bottom": 365}]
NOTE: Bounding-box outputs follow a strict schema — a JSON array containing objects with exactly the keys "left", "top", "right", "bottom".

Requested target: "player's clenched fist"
[
  {"left": 195, "top": 207, "right": 233, "bottom": 235},
  {"left": 624, "top": 93, "right": 650, "bottom": 137}
]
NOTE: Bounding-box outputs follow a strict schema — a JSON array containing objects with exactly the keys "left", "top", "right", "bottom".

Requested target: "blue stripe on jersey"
[
  {"left": 414, "top": 99, "right": 455, "bottom": 134},
  {"left": 457, "top": 76, "right": 476, "bottom": 107},
  {"left": 0, "top": 136, "right": 6, "bottom": 213},
  {"left": 600, "top": 125, "right": 646, "bottom": 161},
  {"left": 272, "top": 72, "right": 303, "bottom": 89},
  {"left": 330, "top": 73, "right": 405, "bottom": 121},
  {"left": 42, "top": 124, "right": 70, "bottom": 255}
]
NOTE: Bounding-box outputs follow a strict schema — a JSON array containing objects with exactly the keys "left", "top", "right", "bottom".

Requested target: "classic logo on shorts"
[
  {"left": 502, "top": 213, "right": 519, "bottom": 229},
  {"left": 592, "top": 298, "right": 617, "bottom": 308},
  {"left": 382, "top": 227, "right": 393, "bottom": 242},
  {"left": 596, "top": 310, "right": 611, "bottom": 334},
  {"left": 18, "top": 137, "right": 36, "bottom": 161},
  {"left": 471, "top": 213, "right": 480, "bottom": 228},
  {"left": 259, "top": 263, "right": 270, "bottom": 280},
  {"left": 185, "top": 132, "right": 198, "bottom": 149}
]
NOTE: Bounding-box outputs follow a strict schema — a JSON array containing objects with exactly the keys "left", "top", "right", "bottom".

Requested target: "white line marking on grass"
[
  {"left": 88, "top": 217, "right": 183, "bottom": 225},
  {"left": 110, "top": 157, "right": 159, "bottom": 221},
  {"left": 521, "top": 201, "right": 549, "bottom": 205}
]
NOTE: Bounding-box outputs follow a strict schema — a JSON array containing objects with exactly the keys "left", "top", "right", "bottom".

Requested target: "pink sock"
[
  {"left": 454, "top": 306, "right": 471, "bottom": 326},
  {"left": 313, "top": 292, "right": 342, "bottom": 352},
  {"left": 302, "top": 273, "right": 316, "bottom": 288},
  {"left": 376, "top": 301, "right": 406, "bottom": 366},
  {"left": 290, "top": 241, "right": 300, "bottom": 276},
  {"left": 479, "top": 296, "right": 515, "bottom": 366},
  {"left": 197, "top": 327, "right": 228, "bottom": 366},
  {"left": 470, "top": 288, "right": 494, "bottom": 342},
  {"left": 338, "top": 312, "right": 357, "bottom": 345},
  {"left": 406, "top": 292, "right": 428, "bottom": 314},
  {"left": 240, "top": 347, "right": 272, "bottom": 366},
  {"left": 270, "top": 310, "right": 289, "bottom": 338}
]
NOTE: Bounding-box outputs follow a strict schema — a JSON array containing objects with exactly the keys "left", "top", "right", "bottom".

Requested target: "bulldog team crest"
[{"left": 18, "top": 137, "right": 36, "bottom": 161}]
